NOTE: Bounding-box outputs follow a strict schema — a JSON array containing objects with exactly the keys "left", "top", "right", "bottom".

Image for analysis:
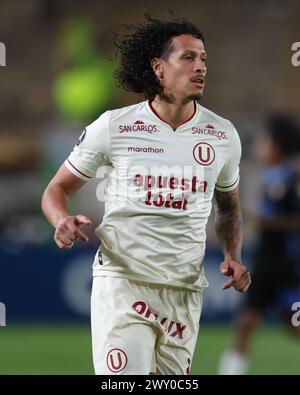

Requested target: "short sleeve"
[
  {"left": 64, "top": 111, "right": 111, "bottom": 181},
  {"left": 215, "top": 122, "right": 241, "bottom": 192}
]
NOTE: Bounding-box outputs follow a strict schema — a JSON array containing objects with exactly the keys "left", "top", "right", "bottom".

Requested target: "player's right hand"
[{"left": 54, "top": 215, "right": 92, "bottom": 250}]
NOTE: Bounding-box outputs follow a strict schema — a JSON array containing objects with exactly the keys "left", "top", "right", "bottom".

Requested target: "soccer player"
[
  {"left": 218, "top": 114, "right": 300, "bottom": 375},
  {"left": 42, "top": 16, "right": 251, "bottom": 375}
]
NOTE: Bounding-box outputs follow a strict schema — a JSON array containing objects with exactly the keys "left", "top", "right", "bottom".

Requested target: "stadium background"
[{"left": 0, "top": 0, "right": 299, "bottom": 374}]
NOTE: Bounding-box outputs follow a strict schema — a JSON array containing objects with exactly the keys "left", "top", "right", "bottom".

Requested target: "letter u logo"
[
  {"left": 193, "top": 142, "right": 215, "bottom": 165},
  {"left": 110, "top": 353, "right": 122, "bottom": 369},
  {"left": 106, "top": 348, "right": 128, "bottom": 373},
  {"left": 198, "top": 145, "right": 211, "bottom": 163}
]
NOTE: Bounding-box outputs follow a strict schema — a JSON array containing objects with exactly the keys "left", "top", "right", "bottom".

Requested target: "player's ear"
[{"left": 151, "top": 58, "right": 164, "bottom": 81}]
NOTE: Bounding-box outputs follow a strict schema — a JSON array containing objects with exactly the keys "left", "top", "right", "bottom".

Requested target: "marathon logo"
[
  {"left": 128, "top": 146, "right": 164, "bottom": 154},
  {"left": 119, "top": 120, "right": 159, "bottom": 134},
  {"left": 192, "top": 123, "right": 228, "bottom": 140},
  {"left": 132, "top": 300, "right": 187, "bottom": 339}
]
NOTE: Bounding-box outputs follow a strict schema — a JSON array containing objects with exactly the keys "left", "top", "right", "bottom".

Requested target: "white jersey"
[{"left": 65, "top": 101, "right": 241, "bottom": 291}]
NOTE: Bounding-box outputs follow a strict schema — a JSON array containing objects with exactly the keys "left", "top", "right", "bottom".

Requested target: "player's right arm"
[
  {"left": 41, "top": 164, "right": 92, "bottom": 250},
  {"left": 42, "top": 111, "right": 111, "bottom": 249}
]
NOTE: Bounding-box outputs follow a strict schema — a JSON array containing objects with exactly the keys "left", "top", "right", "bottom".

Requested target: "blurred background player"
[{"left": 218, "top": 113, "right": 300, "bottom": 375}]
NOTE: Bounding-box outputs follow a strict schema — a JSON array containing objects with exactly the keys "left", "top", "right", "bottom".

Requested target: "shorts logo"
[
  {"left": 193, "top": 142, "right": 215, "bottom": 165},
  {"left": 132, "top": 300, "right": 187, "bottom": 339},
  {"left": 106, "top": 348, "right": 128, "bottom": 373}
]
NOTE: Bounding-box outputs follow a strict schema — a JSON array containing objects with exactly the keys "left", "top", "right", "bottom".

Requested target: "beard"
[
  {"left": 187, "top": 92, "right": 203, "bottom": 101},
  {"left": 158, "top": 88, "right": 204, "bottom": 103}
]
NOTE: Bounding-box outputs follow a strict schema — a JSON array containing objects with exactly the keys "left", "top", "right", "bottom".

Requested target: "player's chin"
[{"left": 188, "top": 92, "right": 203, "bottom": 101}]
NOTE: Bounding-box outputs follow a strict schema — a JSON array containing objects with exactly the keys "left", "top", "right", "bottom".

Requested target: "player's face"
[{"left": 160, "top": 34, "right": 207, "bottom": 102}]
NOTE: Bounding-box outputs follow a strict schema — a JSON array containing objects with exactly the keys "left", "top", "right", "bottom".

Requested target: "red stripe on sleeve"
[{"left": 67, "top": 159, "right": 92, "bottom": 179}]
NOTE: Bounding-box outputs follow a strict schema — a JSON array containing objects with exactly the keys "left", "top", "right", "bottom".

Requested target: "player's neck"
[{"left": 151, "top": 96, "right": 196, "bottom": 131}]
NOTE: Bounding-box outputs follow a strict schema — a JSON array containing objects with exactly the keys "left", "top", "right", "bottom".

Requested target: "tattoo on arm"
[{"left": 214, "top": 186, "right": 243, "bottom": 263}]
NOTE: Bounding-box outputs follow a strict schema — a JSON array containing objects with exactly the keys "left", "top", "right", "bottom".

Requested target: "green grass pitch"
[{"left": 0, "top": 324, "right": 299, "bottom": 374}]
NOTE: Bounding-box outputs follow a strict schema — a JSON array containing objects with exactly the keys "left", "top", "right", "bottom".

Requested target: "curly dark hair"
[{"left": 114, "top": 15, "right": 204, "bottom": 100}]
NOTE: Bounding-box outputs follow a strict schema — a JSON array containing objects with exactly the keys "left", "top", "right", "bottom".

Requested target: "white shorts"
[{"left": 91, "top": 276, "right": 203, "bottom": 375}]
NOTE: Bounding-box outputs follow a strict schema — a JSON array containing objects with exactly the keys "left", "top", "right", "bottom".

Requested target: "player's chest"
[{"left": 110, "top": 126, "right": 229, "bottom": 178}]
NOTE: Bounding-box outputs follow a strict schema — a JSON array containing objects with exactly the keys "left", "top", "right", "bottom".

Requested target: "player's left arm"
[
  {"left": 214, "top": 186, "right": 251, "bottom": 293},
  {"left": 213, "top": 121, "right": 251, "bottom": 293}
]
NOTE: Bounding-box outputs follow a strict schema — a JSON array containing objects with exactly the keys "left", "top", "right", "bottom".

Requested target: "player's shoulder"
[
  {"left": 86, "top": 101, "right": 146, "bottom": 133},
  {"left": 197, "top": 103, "right": 237, "bottom": 133},
  {"left": 105, "top": 101, "right": 146, "bottom": 121}
]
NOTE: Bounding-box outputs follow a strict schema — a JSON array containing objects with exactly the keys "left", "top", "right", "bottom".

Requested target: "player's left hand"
[{"left": 220, "top": 259, "right": 251, "bottom": 293}]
